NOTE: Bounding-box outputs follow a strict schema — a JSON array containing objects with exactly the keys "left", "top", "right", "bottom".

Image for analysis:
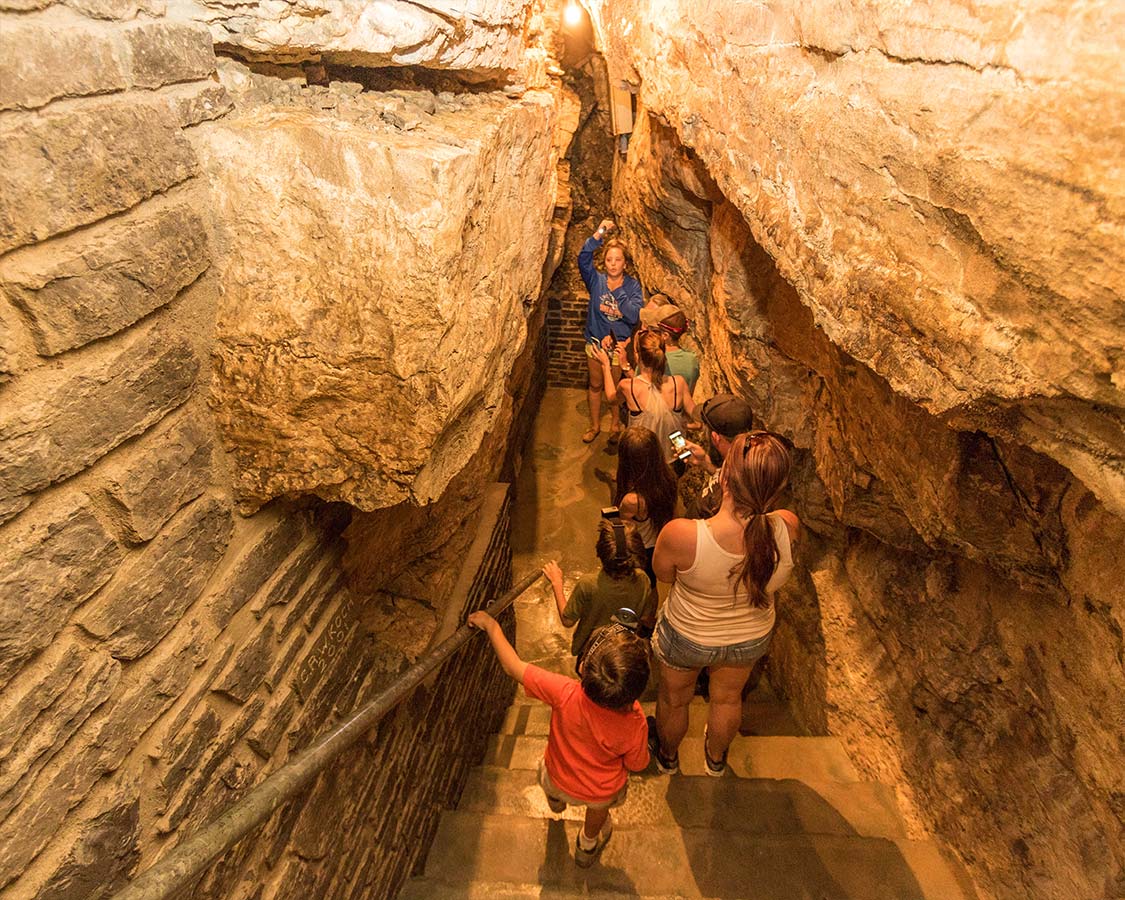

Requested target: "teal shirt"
[{"left": 665, "top": 347, "right": 700, "bottom": 393}]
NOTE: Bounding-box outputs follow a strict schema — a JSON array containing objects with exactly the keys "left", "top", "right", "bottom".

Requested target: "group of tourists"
[{"left": 469, "top": 220, "right": 800, "bottom": 867}]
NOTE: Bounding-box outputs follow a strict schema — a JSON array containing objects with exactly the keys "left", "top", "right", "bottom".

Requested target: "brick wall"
[
  {"left": 185, "top": 487, "right": 516, "bottom": 900},
  {"left": 546, "top": 59, "right": 616, "bottom": 390}
]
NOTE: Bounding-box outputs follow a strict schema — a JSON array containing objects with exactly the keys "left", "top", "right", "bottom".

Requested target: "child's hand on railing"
[
  {"left": 542, "top": 561, "right": 563, "bottom": 587},
  {"left": 468, "top": 610, "right": 497, "bottom": 632}
]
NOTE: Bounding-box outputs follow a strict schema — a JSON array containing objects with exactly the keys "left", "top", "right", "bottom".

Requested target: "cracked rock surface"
[
  {"left": 589, "top": 0, "right": 1125, "bottom": 517},
  {"left": 197, "top": 66, "right": 562, "bottom": 512}
]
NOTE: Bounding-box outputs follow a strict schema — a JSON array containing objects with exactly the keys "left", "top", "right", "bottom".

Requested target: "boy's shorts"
[{"left": 538, "top": 759, "right": 628, "bottom": 810}]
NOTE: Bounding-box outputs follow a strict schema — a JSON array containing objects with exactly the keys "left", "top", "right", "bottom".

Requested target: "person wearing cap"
[
  {"left": 685, "top": 394, "right": 756, "bottom": 519},
  {"left": 656, "top": 309, "right": 699, "bottom": 394},
  {"left": 578, "top": 219, "right": 643, "bottom": 444}
]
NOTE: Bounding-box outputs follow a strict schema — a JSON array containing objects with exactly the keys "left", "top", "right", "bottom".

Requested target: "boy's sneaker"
[
  {"left": 646, "top": 715, "right": 679, "bottom": 775},
  {"left": 575, "top": 818, "right": 613, "bottom": 868},
  {"left": 702, "top": 724, "right": 728, "bottom": 777}
]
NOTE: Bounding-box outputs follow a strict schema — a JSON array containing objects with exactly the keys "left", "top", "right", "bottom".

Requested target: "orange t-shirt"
[{"left": 523, "top": 664, "right": 650, "bottom": 803}]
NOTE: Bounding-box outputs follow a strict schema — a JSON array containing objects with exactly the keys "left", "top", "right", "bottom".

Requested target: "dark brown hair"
[
  {"left": 723, "top": 431, "right": 792, "bottom": 608},
  {"left": 580, "top": 626, "right": 650, "bottom": 710},
  {"left": 636, "top": 330, "right": 667, "bottom": 389},
  {"left": 614, "top": 427, "right": 677, "bottom": 535},
  {"left": 596, "top": 519, "right": 645, "bottom": 578}
]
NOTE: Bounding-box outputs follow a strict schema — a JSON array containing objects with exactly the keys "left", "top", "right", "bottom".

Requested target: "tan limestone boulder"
[
  {"left": 169, "top": 0, "right": 537, "bottom": 76},
  {"left": 589, "top": 0, "right": 1125, "bottom": 515},
  {"left": 195, "top": 85, "right": 560, "bottom": 512}
]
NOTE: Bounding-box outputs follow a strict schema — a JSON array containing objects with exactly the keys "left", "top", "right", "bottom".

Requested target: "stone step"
[
  {"left": 482, "top": 733, "right": 861, "bottom": 782},
  {"left": 417, "top": 812, "right": 976, "bottom": 900},
  {"left": 398, "top": 881, "right": 728, "bottom": 900},
  {"left": 500, "top": 697, "right": 800, "bottom": 738},
  {"left": 458, "top": 767, "right": 908, "bottom": 839}
]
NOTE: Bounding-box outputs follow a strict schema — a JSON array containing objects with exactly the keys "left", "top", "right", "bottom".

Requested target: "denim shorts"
[{"left": 652, "top": 617, "right": 772, "bottom": 671}]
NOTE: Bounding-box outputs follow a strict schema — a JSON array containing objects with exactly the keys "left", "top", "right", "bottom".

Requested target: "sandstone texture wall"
[
  {"left": 198, "top": 62, "right": 564, "bottom": 515},
  {"left": 592, "top": 0, "right": 1125, "bottom": 519},
  {"left": 169, "top": 0, "right": 541, "bottom": 77},
  {"left": 1, "top": 1, "right": 567, "bottom": 897},
  {"left": 582, "top": 3, "right": 1124, "bottom": 898}
]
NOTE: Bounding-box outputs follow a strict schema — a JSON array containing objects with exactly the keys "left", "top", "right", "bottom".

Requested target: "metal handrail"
[{"left": 111, "top": 569, "right": 544, "bottom": 900}]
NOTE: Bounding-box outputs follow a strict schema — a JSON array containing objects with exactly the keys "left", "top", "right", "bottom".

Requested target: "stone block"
[
  {"left": 162, "top": 81, "right": 233, "bottom": 129},
  {"left": 0, "top": 98, "right": 197, "bottom": 254},
  {"left": 64, "top": 0, "right": 163, "bottom": 18},
  {"left": 0, "top": 631, "right": 197, "bottom": 885},
  {"left": 0, "top": 328, "right": 200, "bottom": 511},
  {"left": 0, "top": 645, "right": 119, "bottom": 821},
  {"left": 201, "top": 92, "right": 560, "bottom": 512},
  {"left": 0, "top": 494, "right": 124, "bottom": 688},
  {"left": 246, "top": 690, "right": 297, "bottom": 760},
  {"left": 157, "top": 697, "right": 264, "bottom": 833},
  {"left": 207, "top": 509, "right": 308, "bottom": 628},
  {"left": 100, "top": 414, "right": 212, "bottom": 543},
  {"left": 263, "top": 629, "right": 306, "bottom": 693},
  {"left": 0, "top": 0, "right": 51, "bottom": 13},
  {"left": 33, "top": 798, "right": 140, "bottom": 900},
  {"left": 0, "top": 10, "right": 127, "bottom": 111},
  {"left": 277, "top": 563, "right": 344, "bottom": 639},
  {"left": 287, "top": 627, "right": 368, "bottom": 753},
  {"left": 250, "top": 537, "right": 333, "bottom": 620},
  {"left": 172, "top": 0, "right": 529, "bottom": 73},
  {"left": 121, "top": 20, "right": 215, "bottom": 89},
  {"left": 162, "top": 704, "right": 221, "bottom": 802},
  {"left": 78, "top": 496, "right": 232, "bottom": 659},
  {"left": 291, "top": 594, "right": 358, "bottom": 703},
  {"left": 212, "top": 621, "right": 275, "bottom": 704},
  {"left": 0, "top": 199, "right": 209, "bottom": 356}
]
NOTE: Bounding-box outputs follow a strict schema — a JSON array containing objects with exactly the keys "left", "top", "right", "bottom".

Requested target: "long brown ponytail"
[
  {"left": 723, "top": 432, "right": 792, "bottom": 607},
  {"left": 636, "top": 330, "right": 667, "bottom": 389}
]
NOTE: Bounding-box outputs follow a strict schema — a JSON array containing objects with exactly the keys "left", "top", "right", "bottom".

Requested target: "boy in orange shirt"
[{"left": 468, "top": 610, "right": 650, "bottom": 866}]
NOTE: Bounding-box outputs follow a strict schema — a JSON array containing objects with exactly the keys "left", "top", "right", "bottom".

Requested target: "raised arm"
[
  {"left": 542, "top": 561, "right": 575, "bottom": 626},
  {"left": 578, "top": 235, "right": 602, "bottom": 293},
  {"left": 468, "top": 611, "right": 528, "bottom": 683}
]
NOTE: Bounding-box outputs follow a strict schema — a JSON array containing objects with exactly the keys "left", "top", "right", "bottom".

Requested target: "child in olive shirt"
[{"left": 543, "top": 520, "right": 657, "bottom": 662}]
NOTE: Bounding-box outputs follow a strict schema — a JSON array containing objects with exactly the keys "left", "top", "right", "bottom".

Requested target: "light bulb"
[{"left": 563, "top": 0, "right": 582, "bottom": 27}]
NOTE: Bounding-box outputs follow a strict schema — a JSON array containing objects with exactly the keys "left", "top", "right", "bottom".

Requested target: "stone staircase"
[{"left": 399, "top": 680, "right": 978, "bottom": 899}]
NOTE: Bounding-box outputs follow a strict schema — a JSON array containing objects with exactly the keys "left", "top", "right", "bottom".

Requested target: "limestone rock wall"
[
  {"left": 590, "top": 0, "right": 1125, "bottom": 520},
  {"left": 597, "top": 24, "right": 1124, "bottom": 900},
  {"left": 169, "top": 0, "right": 542, "bottom": 78},
  {"left": 200, "top": 64, "right": 564, "bottom": 514},
  {"left": 0, "top": 5, "right": 566, "bottom": 899}
]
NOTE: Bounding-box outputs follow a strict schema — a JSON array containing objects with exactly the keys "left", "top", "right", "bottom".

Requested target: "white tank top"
[{"left": 662, "top": 514, "right": 794, "bottom": 645}]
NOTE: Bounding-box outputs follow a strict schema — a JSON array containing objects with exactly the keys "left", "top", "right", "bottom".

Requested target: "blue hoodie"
[{"left": 579, "top": 235, "right": 643, "bottom": 343}]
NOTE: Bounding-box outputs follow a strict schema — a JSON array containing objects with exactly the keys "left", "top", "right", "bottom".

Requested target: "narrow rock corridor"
[
  {"left": 400, "top": 389, "right": 976, "bottom": 899},
  {"left": 1, "top": 1, "right": 1121, "bottom": 899}
]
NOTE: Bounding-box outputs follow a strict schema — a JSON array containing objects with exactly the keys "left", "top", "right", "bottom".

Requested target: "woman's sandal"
[{"left": 581, "top": 428, "right": 600, "bottom": 444}]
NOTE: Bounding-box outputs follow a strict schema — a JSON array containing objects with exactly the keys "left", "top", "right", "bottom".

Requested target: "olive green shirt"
[{"left": 564, "top": 569, "right": 656, "bottom": 658}]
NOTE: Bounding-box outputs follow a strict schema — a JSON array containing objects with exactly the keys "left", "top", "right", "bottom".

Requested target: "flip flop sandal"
[{"left": 582, "top": 428, "right": 600, "bottom": 443}]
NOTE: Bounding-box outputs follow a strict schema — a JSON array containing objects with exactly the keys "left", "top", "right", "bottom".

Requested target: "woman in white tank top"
[{"left": 648, "top": 432, "right": 800, "bottom": 776}]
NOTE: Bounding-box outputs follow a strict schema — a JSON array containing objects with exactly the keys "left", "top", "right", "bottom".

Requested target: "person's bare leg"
[
  {"left": 585, "top": 356, "right": 603, "bottom": 437},
  {"left": 583, "top": 806, "right": 610, "bottom": 840},
  {"left": 607, "top": 365, "right": 623, "bottom": 436},
  {"left": 655, "top": 662, "right": 699, "bottom": 757},
  {"left": 706, "top": 665, "right": 753, "bottom": 758}
]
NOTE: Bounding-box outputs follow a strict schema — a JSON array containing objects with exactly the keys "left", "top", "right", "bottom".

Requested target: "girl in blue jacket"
[{"left": 579, "top": 219, "right": 643, "bottom": 443}]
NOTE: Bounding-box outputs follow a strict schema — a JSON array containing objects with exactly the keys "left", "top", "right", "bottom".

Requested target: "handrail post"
[{"left": 110, "top": 569, "right": 543, "bottom": 900}]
